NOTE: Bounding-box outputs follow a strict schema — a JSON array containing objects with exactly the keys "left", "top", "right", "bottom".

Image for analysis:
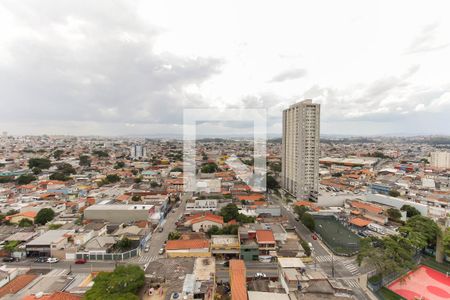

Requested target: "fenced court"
[
  {"left": 388, "top": 265, "right": 450, "bottom": 300},
  {"left": 313, "top": 215, "right": 360, "bottom": 255}
]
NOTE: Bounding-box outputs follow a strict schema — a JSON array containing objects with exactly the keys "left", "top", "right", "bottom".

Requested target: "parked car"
[
  {"left": 158, "top": 248, "right": 165, "bottom": 255},
  {"left": 255, "top": 272, "right": 267, "bottom": 278},
  {"left": 47, "top": 257, "right": 59, "bottom": 263},
  {"left": 144, "top": 246, "right": 150, "bottom": 252},
  {"left": 35, "top": 257, "right": 47, "bottom": 263},
  {"left": 2, "top": 257, "right": 15, "bottom": 262},
  {"left": 75, "top": 258, "right": 87, "bottom": 264},
  {"left": 158, "top": 227, "right": 164, "bottom": 233},
  {"left": 311, "top": 234, "right": 317, "bottom": 240}
]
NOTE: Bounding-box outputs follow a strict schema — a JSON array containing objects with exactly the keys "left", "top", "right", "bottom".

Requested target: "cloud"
[
  {"left": 0, "top": 0, "right": 222, "bottom": 133},
  {"left": 406, "top": 23, "right": 450, "bottom": 54},
  {"left": 270, "top": 68, "right": 307, "bottom": 82}
]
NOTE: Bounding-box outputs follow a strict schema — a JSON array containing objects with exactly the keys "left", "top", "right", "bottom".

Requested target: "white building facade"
[
  {"left": 282, "top": 100, "right": 320, "bottom": 200},
  {"left": 431, "top": 151, "right": 450, "bottom": 169}
]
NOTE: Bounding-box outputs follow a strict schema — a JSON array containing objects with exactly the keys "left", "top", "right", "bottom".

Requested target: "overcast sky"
[{"left": 1, "top": 0, "right": 449, "bottom": 136}]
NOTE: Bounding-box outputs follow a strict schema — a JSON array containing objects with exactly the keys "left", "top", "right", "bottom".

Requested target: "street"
[
  {"left": 269, "top": 193, "right": 363, "bottom": 279},
  {"left": 133, "top": 192, "right": 190, "bottom": 271}
]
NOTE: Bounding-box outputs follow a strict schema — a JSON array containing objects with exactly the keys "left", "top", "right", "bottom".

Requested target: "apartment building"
[
  {"left": 431, "top": 151, "right": 450, "bottom": 169},
  {"left": 282, "top": 99, "right": 320, "bottom": 200}
]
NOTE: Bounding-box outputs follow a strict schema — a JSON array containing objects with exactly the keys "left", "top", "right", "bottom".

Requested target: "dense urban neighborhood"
[{"left": 0, "top": 126, "right": 449, "bottom": 299}]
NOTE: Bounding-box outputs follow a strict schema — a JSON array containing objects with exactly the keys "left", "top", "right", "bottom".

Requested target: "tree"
[
  {"left": 357, "top": 235, "right": 415, "bottom": 280},
  {"left": 399, "top": 215, "right": 440, "bottom": 250},
  {"left": 131, "top": 195, "right": 141, "bottom": 202},
  {"left": 48, "top": 224, "right": 63, "bottom": 230},
  {"left": 57, "top": 163, "right": 76, "bottom": 175},
  {"left": 19, "top": 218, "right": 33, "bottom": 227},
  {"left": 106, "top": 174, "right": 121, "bottom": 183},
  {"left": 28, "top": 158, "right": 51, "bottom": 169},
  {"left": 16, "top": 174, "right": 36, "bottom": 185},
  {"left": 386, "top": 208, "right": 402, "bottom": 221},
  {"left": 150, "top": 181, "right": 159, "bottom": 188},
  {"left": 79, "top": 155, "right": 91, "bottom": 167},
  {"left": 6, "top": 209, "right": 19, "bottom": 216},
  {"left": 32, "top": 167, "right": 42, "bottom": 175},
  {"left": 168, "top": 231, "right": 181, "bottom": 240},
  {"left": 300, "top": 240, "right": 311, "bottom": 257},
  {"left": 134, "top": 177, "right": 142, "bottom": 184},
  {"left": 220, "top": 204, "right": 239, "bottom": 223},
  {"left": 269, "top": 162, "right": 281, "bottom": 172},
  {"left": 4, "top": 240, "right": 20, "bottom": 253},
  {"left": 201, "top": 163, "right": 218, "bottom": 173},
  {"left": 207, "top": 225, "right": 219, "bottom": 236},
  {"left": 301, "top": 213, "right": 315, "bottom": 231},
  {"left": 171, "top": 167, "right": 183, "bottom": 172},
  {"left": 35, "top": 208, "right": 55, "bottom": 225},
  {"left": 443, "top": 227, "right": 450, "bottom": 257},
  {"left": 266, "top": 175, "right": 280, "bottom": 190},
  {"left": 53, "top": 149, "right": 64, "bottom": 160},
  {"left": 116, "top": 237, "right": 132, "bottom": 251},
  {"left": 294, "top": 205, "right": 309, "bottom": 219},
  {"left": 114, "top": 161, "right": 125, "bottom": 169},
  {"left": 400, "top": 205, "right": 421, "bottom": 218},
  {"left": 92, "top": 150, "right": 109, "bottom": 158},
  {"left": 388, "top": 189, "right": 400, "bottom": 198},
  {"left": 49, "top": 172, "right": 70, "bottom": 181},
  {"left": 85, "top": 265, "right": 145, "bottom": 300}
]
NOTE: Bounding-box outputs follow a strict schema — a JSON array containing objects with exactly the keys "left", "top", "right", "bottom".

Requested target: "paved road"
[
  {"left": 216, "top": 262, "right": 278, "bottom": 282},
  {"left": 3, "top": 260, "right": 116, "bottom": 273},
  {"left": 269, "top": 193, "right": 363, "bottom": 278},
  {"left": 269, "top": 193, "right": 330, "bottom": 256},
  {"left": 133, "top": 192, "right": 189, "bottom": 271}
]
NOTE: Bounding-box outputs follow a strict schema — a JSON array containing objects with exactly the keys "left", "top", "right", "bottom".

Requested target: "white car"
[
  {"left": 144, "top": 246, "right": 150, "bottom": 252},
  {"left": 47, "top": 257, "right": 59, "bottom": 263},
  {"left": 158, "top": 248, "right": 165, "bottom": 255}
]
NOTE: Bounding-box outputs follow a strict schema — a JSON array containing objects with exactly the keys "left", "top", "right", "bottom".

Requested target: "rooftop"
[
  {"left": 256, "top": 230, "right": 275, "bottom": 244},
  {"left": 26, "top": 230, "right": 71, "bottom": 246},
  {"left": 85, "top": 204, "right": 154, "bottom": 211},
  {"left": 166, "top": 239, "right": 210, "bottom": 250}
]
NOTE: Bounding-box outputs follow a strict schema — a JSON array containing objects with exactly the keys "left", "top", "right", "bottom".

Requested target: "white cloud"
[{"left": 0, "top": 0, "right": 449, "bottom": 135}]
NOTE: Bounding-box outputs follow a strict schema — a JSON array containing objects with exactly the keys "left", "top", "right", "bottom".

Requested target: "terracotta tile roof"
[
  {"left": 166, "top": 239, "right": 210, "bottom": 250},
  {"left": 116, "top": 194, "right": 130, "bottom": 201},
  {"left": 294, "top": 201, "right": 316, "bottom": 208},
  {"left": 190, "top": 214, "right": 224, "bottom": 225},
  {"left": 185, "top": 212, "right": 216, "bottom": 221},
  {"left": 237, "top": 194, "right": 265, "bottom": 202},
  {"left": 0, "top": 274, "right": 38, "bottom": 298},
  {"left": 256, "top": 230, "right": 275, "bottom": 244},
  {"left": 350, "top": 201, "right": 383, "bottom": 214},
  {"left": 5, "top": 211, "right": 38, "bottom": 221},
  {"left": 230, "top": 259, "right": 247, "bottom": 300},
  {"left": 349, "top": 218, "right": 371, "bottom": 227}
]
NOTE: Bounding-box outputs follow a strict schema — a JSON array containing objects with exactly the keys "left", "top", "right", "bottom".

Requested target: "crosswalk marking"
[
  {"left": 314, "top": 255, "right": 343, "bottom": 263},
  {"left": 341, "top": 260, "right": 360, "bottom": 275},
  {"left": 343, "top": 279, "right": 359, "bottom": 288},
  {"left": 132, "top": 255, "right": 159, "bottom": 264}
]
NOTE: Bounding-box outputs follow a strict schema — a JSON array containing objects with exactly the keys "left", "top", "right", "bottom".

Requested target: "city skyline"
[{"left": 1, "top": 1, "right": 450, "bottom": 136}]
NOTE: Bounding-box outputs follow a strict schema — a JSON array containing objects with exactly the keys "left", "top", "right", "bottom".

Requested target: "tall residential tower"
[{"left": 282, "top": 99, "right": 320, "bottom": 200}]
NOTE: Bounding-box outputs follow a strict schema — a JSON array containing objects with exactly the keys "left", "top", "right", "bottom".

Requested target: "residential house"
[
  {"left": 166, "top": 239, "right": 210, "bottom": 257},
  {"left": 256, "top": 230, "right": 276, "bottom": 257},
  {"left": 210, "top": 235, "right": 240, "bottom": 259},
  {"left": 25, "top": 230, "right": 72, "bottom": 258}
]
